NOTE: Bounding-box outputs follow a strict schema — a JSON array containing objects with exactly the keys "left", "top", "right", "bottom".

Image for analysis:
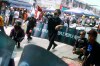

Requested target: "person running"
[
  {"left": 47, "top": 9, "right": 63, "bottom": 51},
  {"left": 26, "top": 14, "right": 36, "bottom": 41}
]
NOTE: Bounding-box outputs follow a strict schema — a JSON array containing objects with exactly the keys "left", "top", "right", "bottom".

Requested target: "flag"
[
  {"left": 60, "top": 4, "right": 63, "bottom": 10},
  {"left": 35, "top": 5, "right": 43, "bottom": 20},
  {"left": 37, "top": 6, "right": 42, "bottom": 12}
]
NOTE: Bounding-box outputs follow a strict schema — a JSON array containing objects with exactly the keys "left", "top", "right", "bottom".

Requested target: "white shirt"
[
  {"left": 14, "top": 11, "right": 19, "bottom": 18},
  {"left": 5, "top": 9, "right": 10, "bottom": 17}
]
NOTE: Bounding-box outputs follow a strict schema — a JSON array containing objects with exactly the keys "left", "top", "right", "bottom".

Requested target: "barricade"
[
  {"left": 32, "top": 22, "right": 100, "bottom": 45},
  {"left": 56, "top": 26, "right": 67, "bottom": 43},
  {"left": 63, "top": 28, "right": 77, "bottom": 45},
  {"left": 40, "top": 23, "right": 48, "bottom": 39},
  {"left": 33, "top": 22, "right": 44, "bottom": 37}
]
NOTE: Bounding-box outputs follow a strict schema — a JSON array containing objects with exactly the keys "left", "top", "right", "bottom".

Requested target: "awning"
[
  {"left": 63, "top": 8, "right": 85, "bottom": 14},
  {"left": 1, "top": 0, "right": 33, "bottom": 10},
  {"left": 9, "top": 0, "right": 32, "bottom": 7}
]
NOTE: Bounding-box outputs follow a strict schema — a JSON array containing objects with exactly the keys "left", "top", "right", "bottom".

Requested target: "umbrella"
[{"left": 5, "top": 0, "right": 33, "bottom": 10}]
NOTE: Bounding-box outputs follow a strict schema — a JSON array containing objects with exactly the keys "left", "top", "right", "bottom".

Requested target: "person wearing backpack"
[{"left": 47, "top": 9, "right": 63, "bottom": 51}]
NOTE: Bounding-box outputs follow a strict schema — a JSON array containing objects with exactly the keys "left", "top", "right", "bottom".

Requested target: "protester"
[
  {"left": 82, "top": 29, "right": 100, "bottom": 66},
  {"left": 10, "top": 21, "right": 25, "bottom": 48},
  {"left": 47, "top": 9, "right": 63, "bottom": 51},
  {"left": 73, "top": 31, "right": 88, "bottom": 60},
  {"left": 26, "top": 14, "right": 36, "bottom": 41}
]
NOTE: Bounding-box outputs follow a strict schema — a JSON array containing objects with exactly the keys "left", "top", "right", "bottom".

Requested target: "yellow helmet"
[{"left": 0, "top": 16, "right": 4, "bottom": 26}]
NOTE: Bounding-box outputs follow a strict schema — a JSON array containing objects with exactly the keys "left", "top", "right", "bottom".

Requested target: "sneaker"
[
  {"left": 29, "top": 37, "right": 32, "bottom": 39},
  {"left": 17, "top": 46, "right": 20, "bottom": 48},
  {"left": 27, "top": 37, "right": 32, "bottom": 41},
  {"left": 17, "top": 42, "right": 20, "bottom": 48},
  {"left": 52, "top": 44, "right": 57, "bottom": 49}
]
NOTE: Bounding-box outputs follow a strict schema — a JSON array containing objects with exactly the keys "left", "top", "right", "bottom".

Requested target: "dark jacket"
[
  {"left": 48, "top": 16, "right": 63, "bottom": 32},
  {"left": 10, "top": 27, "right": 25, "bottom": 42},
  {"left": 85, "top": 41, "right": 100, "bottom": 65},
  {"left": 27, "top": 17, "right": 36, "bottom": 28},
  {"left": 26, "top": 17, "right": 36, "bottom": 34},
  {"left": 73, "top": 38, "right": 88, "bottom": 50}
]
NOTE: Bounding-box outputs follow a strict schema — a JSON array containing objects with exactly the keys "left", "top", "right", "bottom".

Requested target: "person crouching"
[
  {"left": 73, "top": 31, "right": 88, "bottom": 60},
  {"left": 10, "top": 22, "right": 25, "bottom": 48}
]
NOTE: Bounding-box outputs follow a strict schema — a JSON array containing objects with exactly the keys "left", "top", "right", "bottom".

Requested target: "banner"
[{"left": 32, "top": 23, "right": 100, "bottom": 45}]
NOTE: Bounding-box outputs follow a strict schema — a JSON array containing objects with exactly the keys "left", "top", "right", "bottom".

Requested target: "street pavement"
[{"left": 5, "top": 26, "right": 81, "bottom": 66}]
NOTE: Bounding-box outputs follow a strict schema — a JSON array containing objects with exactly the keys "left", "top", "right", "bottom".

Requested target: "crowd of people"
[
  {"left": 0, "top": 6, "right": 100, "bottom": 66},
  {"left": 0, "top": 6, "right": 100, "bottom": 31}
]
